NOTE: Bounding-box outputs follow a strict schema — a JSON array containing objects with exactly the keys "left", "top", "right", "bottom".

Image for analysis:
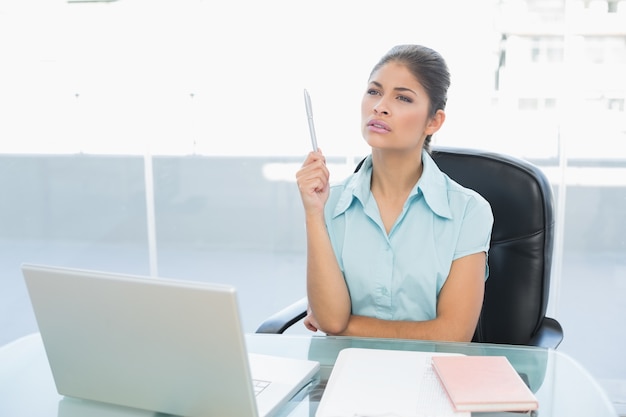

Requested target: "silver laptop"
[{"left": 22, "top": 263, "right": 319, "bottom": 417}]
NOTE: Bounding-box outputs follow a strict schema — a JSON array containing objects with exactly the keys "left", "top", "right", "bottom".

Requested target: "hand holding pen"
[{"left": 297, "top": 89, "right": 329, "bottom": 213}]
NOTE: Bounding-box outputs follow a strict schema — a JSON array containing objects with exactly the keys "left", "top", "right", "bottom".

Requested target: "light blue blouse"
[{"left": 324, "top": 151, "right": 494, "bottom": 322}]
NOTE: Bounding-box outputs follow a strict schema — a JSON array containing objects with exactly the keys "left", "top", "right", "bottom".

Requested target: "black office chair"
[{"left": 256, "top": 146, "right": 564, "bottom": 349}]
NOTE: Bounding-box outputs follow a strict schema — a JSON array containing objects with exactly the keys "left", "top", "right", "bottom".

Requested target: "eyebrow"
[{"left": 369, "top": 81, "right": 417, "bottom": 96}]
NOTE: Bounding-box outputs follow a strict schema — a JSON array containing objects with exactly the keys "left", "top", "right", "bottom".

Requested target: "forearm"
[
  {"left": 334, "top": 314, "right": 476, "bottom": 342},
  {"left": 305, "top": 214, "right": 351, "bottom": 335}
]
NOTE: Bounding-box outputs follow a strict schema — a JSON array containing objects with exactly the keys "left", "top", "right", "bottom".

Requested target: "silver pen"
[{"left": 303, "top": 89, "right": 318, "bottom": 152}]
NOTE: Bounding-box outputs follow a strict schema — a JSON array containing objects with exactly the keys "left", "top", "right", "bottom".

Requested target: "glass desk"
[{"left": 0, "top": 333, "right": 618, "bottom": 417}]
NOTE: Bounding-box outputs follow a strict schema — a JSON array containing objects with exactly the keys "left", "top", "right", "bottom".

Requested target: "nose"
[{"left": 373, "top": 98, "right": 389, "bottom": 115}]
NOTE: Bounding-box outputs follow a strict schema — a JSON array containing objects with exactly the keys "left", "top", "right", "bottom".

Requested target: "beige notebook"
[{"left": 432, "top": 355, "right": 539, "bottom": 413}]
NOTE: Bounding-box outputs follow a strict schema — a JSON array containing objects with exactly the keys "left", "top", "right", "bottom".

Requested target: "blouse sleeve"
[{"left": 453, "top": 193, "right": 494, "bottom": 263}]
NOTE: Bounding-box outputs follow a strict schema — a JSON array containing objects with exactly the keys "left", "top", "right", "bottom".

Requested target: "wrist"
[{"left": 305, "top": 211, "right": 326, "bottom": 228}]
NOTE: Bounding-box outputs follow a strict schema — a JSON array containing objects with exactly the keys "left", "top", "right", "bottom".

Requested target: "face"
[{"left": 361, "top": 61, "right": 443, "bottom": 153}]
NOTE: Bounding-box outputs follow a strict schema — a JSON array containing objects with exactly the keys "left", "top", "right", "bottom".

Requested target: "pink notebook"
[{"left": 431, "top": 355, "right": 539, "bottom": 412}]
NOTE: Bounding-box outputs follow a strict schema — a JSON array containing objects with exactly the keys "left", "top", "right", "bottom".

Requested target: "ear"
[{"left": 425, "top": 109, "right": 446, "bottom": 135}]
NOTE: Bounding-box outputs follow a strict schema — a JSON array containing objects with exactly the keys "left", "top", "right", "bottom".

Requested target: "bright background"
[{"left": 1, "top": 0, "right": 625, "bottom": 412}]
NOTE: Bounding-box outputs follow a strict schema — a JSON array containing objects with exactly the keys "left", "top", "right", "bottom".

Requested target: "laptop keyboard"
[{"left": 252, "top": 379, "right": 271, "bottom": 396}]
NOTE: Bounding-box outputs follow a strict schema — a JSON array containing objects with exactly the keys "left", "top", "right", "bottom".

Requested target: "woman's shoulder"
[
  {"left": 328, "top": 157, "right": 371, "bottom": 199},
  {"left": 325, "top": 157, "right": 372, "bottom": 218},
  {"left": 443, "top": 174, "right": 488, "bottom": 202},
  {"left": 422, "top": 152, "right": 492, "bottom": 215},
  {"left": 326, "top": 172, "right": 360, "bottom": 214},
  {"left": 445, "top": 174, "right": 492, "bottom": 213}
]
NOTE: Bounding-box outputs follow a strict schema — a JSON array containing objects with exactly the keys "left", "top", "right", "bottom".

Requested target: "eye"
[
  {"left": 397, "top": 95, "right": 413, "bottom": 103},
  {"left": 366, "top": 88, "right": 381, "bottom": 96}
]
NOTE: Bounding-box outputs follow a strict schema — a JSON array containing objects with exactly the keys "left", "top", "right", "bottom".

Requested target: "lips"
[{"left": 367, "top": 119, "right": 390, "bottom": 133}]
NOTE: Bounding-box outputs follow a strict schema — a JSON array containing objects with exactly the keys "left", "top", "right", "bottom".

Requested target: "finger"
[
  {"left": 297, "top": 160, "right": 329, "bottom": 184},
  {"left": 302, "top": 150, "right": 326, "bottom": 167},
  {"left": 305, "top": 323, "right": 318, "bottom": 332},
  {"left": 303, "top": 318, "right": 318, "bottom": 332},
  {"left": 297, "top": 166, "right": 329, "bottom": 194}
]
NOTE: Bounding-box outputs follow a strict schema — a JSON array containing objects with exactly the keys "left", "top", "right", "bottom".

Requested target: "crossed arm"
[{"left": 339, "top": 252, "right": 485, "bottom": 342}]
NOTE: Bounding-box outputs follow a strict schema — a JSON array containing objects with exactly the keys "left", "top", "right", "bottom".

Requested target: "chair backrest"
[{"left": 430, "top": 146, "right": 556, "bottom": 345}]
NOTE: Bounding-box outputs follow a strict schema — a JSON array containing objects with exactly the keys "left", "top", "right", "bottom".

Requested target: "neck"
[{"left": 370, "top": 149, "right": 424, "bottom": 198}]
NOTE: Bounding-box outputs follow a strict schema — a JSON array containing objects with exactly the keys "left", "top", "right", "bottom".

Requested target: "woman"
[{"left": 296, "top": 45, "right": 493, "bottom": 342}]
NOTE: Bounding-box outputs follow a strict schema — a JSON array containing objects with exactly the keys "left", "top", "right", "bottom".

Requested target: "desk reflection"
[{"left": 58, "top": 397, "right": 161, "bottom": 417}]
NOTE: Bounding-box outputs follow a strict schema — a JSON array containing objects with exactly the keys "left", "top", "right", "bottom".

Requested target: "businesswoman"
[{"left": 296, "top": 44, "right": 493, "bottom": 342}]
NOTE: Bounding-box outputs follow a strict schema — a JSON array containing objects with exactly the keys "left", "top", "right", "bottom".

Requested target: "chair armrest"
[
  {"left": 529, "top": 317, "right": 564, "bottom": 349},
  {"left": 255, "top": 297, "right": 308, "bottom": 334}
]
